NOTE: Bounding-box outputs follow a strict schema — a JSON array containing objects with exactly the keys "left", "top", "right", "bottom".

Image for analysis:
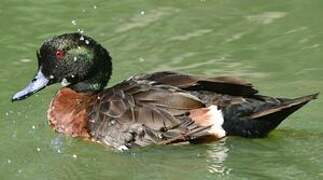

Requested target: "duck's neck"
[
  {"left": 69, "top": 71, "right": 109, "bottom": 92},
  {"left": 69, "top": 54, "right": 112, "bottom": 92}
]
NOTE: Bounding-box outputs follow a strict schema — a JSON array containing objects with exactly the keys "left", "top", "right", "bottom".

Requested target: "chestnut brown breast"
[{"left": 47, "top": 88, "right": 95, "bottom": 138}]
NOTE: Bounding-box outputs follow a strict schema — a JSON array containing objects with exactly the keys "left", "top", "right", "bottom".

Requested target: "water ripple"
[
  {"left": 168, "top": 29, "right": 213, "bottom": 41},
  {"left": 246, "top": 12, "right": 287, "bottom": 25},
  {"left": 115, "top": 7, "right": 180, "bottom": 33}
]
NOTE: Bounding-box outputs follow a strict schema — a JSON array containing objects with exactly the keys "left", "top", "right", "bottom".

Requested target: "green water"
[{"left": 1, "top": 0, "right": 323, "bottom": 179}]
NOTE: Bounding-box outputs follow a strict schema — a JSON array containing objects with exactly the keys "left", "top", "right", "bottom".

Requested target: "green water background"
[{"left": 0, "top": 0, "right": 322, "bottom": 179}]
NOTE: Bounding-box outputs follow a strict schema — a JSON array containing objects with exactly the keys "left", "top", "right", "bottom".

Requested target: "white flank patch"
[{"left": 207, "top": 105, "right": 226, "bottom": 138}]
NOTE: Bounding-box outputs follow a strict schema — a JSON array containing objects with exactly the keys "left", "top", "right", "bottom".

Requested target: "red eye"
[{"left": 55, "top": 50, "right": 65, "bottom": 59}]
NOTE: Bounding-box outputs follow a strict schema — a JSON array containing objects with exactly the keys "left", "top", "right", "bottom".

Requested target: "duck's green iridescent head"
[{"left": 12, "top": 32, "right": 112, "bottom": 101}]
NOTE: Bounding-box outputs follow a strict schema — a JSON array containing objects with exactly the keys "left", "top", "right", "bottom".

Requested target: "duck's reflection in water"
[{"left": 205, "top": 138, "right": 231, "bottom": 175}]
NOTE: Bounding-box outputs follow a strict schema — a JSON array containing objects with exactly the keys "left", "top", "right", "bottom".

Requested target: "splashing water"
[
  {"left": 77, "top": 28, "right": 84, "bottom": 34},
  {"left": 71, "top": 20, "right": 77, "bottom": 26},
  {"left": 50, "top": 136, "right": 64, "bottom": 154},
  {"left": 139, "top": 57, "right": 145, "bottom": 62}
]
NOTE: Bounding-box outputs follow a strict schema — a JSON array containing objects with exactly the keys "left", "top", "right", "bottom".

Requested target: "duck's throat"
[
  {"left": 69, "top": 67, "right": 111, "bottom": 92},
  {"left": 47, "top": 87, "right": 96, "bottom": 138},
  {"left": 69, "top": 81, "right": 104, "bottom": 92}
]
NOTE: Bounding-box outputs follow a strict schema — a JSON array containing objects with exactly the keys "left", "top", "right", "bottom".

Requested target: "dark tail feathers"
[{"left": 224, "top": 93, "right": 318, "bottom": 138}]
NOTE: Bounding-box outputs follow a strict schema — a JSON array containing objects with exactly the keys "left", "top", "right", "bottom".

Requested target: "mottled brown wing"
[
  {"left": 135, "top": 71, "right": 258, "bottom": 96},
  {"left": 87, "top": 80, "right": 206, "bottom": 149}
]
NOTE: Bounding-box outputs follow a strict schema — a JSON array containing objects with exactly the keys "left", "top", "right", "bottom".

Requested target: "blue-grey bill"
[{"left": 12, "top": 69, "right": 49, "bottom": 102}]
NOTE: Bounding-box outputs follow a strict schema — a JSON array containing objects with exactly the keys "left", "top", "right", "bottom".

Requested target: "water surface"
[{"left": 1, "top": 0, "right": 323, "bottom": 179}]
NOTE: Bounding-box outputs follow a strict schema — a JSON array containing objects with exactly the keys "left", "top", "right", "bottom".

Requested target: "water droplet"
[
  {"left": 36, "top": 147, "right": 41, "bottom": 152},
  {"left": 61, "top": 78, "right": 71, "bottom": 87},
  {"left": 77, "top": 29, "right": 84, "bottom": 34},
  {"left": 72, "top": 154, "right": 78, "bottom": 159},
  {"left": 7, "top": 159, "right": 11, "bottom": 164},
  {"left": 71, "top": 20, "right": 77, "bottom": 26},
  {"left": 32, "top": 125, "right": 36, "bottom": 130},
  {"left": 85, "top": 40, "right": 90, "bottom": 44},
  {"left": 5, "top": 112, "right": 9, "bottom": 116},
  {"left": 93, "top": 5, "right": 97, "bottom": 9},
  {"left": 49, "top": 75, "right": 55, "bottom": 79},
  {"left": 140, "top": 10, "right": 145, "bottom": 15},
  {"left": 57, "top": 149, "right": 61, "bottom": 153},
  {"left": 20, "top": 59, "right": 31, "bottom": 63},
  {"left": 78, "top": 46, "right": 81, "bottom": 49},
  {"left": 139, "top": 57, "right": 145, "bottom": 62},
  {"left": 80, "top": 36, "right": 84, "bottom": 41},
  {"left": 71, "top": 74, "right": 75, "bottom": 78},
  {"left": 73, "top": 57, "right": 77, "bottom": 61},
  {"left": 12, "top": 132, "right": 17, "bottom": 138}
]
